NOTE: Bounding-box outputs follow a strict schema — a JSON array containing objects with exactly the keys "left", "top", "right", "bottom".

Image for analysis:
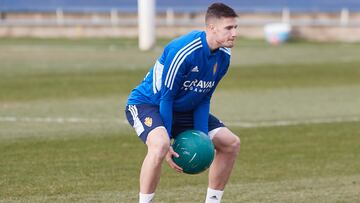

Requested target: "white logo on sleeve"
[{"left": 191, "top": 66, "right": 199, "bottom": 72}]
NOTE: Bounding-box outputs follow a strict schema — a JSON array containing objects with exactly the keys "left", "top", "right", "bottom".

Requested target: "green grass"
[
  {"left": 2, "top": 62, "right": 360, "bottom": 101},
  {"left": 1, "top": 38, "right": 360, "bottom": 202},
  {"left": 0, "top": 69, "right": 147, "bottom": 101},
  {"left": 223, "top": 62, "right": 360, "bottom": 90},
  {"left": 1, "top": 122, "right": 359, "bottom": 202},
  {"left": 1, "top": 38, "right": 360, "bottom": 102}
]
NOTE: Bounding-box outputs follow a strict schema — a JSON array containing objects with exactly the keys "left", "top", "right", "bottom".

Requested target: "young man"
[{"left": 125, "top": 3, "right": 240, "bottom": 203}]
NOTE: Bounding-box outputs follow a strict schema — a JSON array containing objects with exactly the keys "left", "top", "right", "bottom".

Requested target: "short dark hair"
[{"left": 205, "top": 3, "right": 238, "bottom": 24}]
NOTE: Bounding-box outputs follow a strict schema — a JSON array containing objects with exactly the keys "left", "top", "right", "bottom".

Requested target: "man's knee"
[
  {"left": 232, "top": 135, "right": 241, "bottom": 154},
  {"left": 146, "top": 127, "right": 171, "bottom": 163},
  {"left": 224, "top": 134, "right": 240, "bottom": 155},
  {"left": 214, "top": 128, "right": 240, "bottom": 154}
]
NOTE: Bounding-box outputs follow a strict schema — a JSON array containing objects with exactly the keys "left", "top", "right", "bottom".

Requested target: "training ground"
[{"left": 0, "top": 38, "right": 359, "bottom": 202}]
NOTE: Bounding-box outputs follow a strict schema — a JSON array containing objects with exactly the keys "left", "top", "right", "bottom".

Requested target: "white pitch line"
[
  {"left": 0, "top": 116, "right": 359, "bottom": 128},
  {"left": 0, "top": 116, "right": 126, "bottom": 124},
  {"left": 227, "top": 116, "right": 360, "bottom": 128}
]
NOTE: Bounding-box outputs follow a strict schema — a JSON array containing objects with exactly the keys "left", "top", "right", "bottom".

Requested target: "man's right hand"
[{"left": 165, "top": 146, "right": 183, "bottom": 173}]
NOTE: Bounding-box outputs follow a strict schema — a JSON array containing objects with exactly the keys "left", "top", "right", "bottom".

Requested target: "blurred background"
[{"left": 1, "top": 0, "right": 360, "bottom": 42}]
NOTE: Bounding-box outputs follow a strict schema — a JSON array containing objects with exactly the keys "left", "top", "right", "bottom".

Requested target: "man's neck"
[{"left": 205, "top": 32, "right": 219, "bottom": 51}]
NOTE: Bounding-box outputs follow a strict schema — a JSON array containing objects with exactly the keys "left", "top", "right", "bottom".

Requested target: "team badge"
[
  {"left": 144, "top": 117, "right": 153, "bottom": 127},
  {"left": 213, "top": 62, "right": 218, "bottom": 75}
]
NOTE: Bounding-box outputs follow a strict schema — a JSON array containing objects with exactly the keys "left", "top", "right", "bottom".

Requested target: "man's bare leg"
[{"left": 205, "top": 127, "right": 240, "bottom": 202}]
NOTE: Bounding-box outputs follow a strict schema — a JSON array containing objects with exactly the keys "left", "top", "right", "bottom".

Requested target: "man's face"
[{"left": 212, "top": 17, "right": 238, "bottom": 48}]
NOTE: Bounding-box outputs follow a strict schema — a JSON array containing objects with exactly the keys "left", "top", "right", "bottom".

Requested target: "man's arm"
[
  {"left": 193, "top": 57, "right": 230, "bottom": 135},
  {"left": 193, "top": 98, "right": 210, "bottom": 134},
  {"left": 159, "top": 48, "right": 188, "bottom": 137},
  {"left": 159, "top": 99, "right": 173, "bottom": 136}
]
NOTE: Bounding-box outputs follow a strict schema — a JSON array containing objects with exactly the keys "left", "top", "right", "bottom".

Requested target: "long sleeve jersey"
[{"left": 127, "top": 30, "right": 231, "bottom": 136}]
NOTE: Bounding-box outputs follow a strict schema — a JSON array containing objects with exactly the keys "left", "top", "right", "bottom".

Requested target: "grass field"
[{"left": 0, "top": 37, "right": 360, "bottom": 202}]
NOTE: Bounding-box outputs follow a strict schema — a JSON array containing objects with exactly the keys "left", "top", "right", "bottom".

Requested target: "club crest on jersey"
[
  {"left": 144, "top": 117, "right": 153, "bottom": 127},
  {"left": 213, "top": 62, "right": 218, "bottom": 75}
]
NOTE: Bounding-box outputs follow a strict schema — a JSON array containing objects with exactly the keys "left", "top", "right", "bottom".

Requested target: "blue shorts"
[{"left": 125, "top": 104, "right": 225, "bottom": 143}]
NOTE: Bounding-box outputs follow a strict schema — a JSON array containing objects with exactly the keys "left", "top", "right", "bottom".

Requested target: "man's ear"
[{"left": 207, "top": 23, "right": 216, "bottom": 32}]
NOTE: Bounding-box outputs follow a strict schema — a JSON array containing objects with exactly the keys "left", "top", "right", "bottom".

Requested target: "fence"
[
  {"left": 1, "top": 8, "right": 360, "bottom": 41},
  {"left": 1, "top": 8, "right": 360, "bottom": 27}
]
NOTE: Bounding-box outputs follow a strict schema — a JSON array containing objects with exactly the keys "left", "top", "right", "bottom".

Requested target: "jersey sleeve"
[
  {"left": 193, "top": 57, "right": 230, "bottom": 135},
  {"left": 159, "top": 48, "right": 189, "bottom": 137},
  {"left": 193, "top": 97, "right": 210, "bottom": 134}
]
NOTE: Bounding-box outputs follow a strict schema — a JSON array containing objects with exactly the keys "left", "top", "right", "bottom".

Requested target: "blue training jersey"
[{"left": 127, "top": 30, "right": 231, "bottom": 136}]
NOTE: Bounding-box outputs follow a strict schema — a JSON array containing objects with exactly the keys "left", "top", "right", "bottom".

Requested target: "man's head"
[{"left": 205, "top": 3, "right": 238, "bottom": 49}]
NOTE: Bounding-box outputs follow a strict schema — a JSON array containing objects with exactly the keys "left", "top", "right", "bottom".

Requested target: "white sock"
[
  {"left": 139, "top": 192, "right": 155, "bottom": 203},
  {"left": 205, "top": 188, "right": 224, "bottom": 203}
]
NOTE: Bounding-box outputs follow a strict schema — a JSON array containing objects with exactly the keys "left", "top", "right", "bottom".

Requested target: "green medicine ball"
[{"left": 172, "top": 130, "right": 215, "bottom": 174}]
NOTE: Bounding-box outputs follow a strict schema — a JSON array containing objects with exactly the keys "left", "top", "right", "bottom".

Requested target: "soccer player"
[{"left": 125, "top": 3, "right": 240, "bottom": 203}]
